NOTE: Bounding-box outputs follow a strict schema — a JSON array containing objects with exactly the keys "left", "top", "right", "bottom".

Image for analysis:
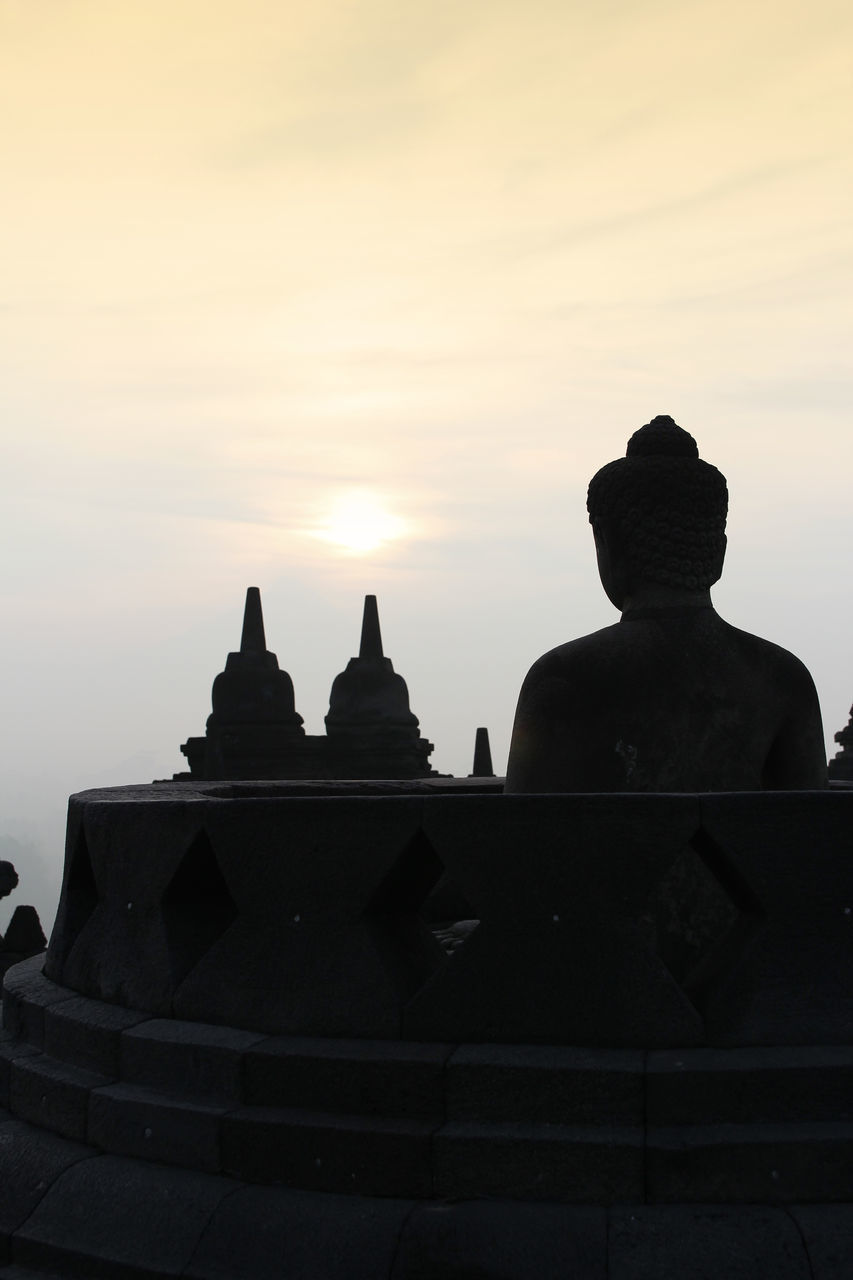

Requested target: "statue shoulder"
[
  {"left": 520, "top": 623, "right": 625, "bottom": 690},
  {"left": 723, "top": 621, "right": 819, "bottom": 694}
]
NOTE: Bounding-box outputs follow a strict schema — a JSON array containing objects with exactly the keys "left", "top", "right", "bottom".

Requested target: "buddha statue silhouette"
[{"left": 505, "top": 416, "right": 827, "bottom": 792}]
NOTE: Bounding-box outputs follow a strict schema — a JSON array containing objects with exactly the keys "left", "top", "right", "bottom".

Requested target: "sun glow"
[{"left": 315, "top": 490, "right": 408, "bottom": 554}]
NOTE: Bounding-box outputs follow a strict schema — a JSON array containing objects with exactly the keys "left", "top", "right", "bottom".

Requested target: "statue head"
[{"left": 586, "top": 415, "right": 728, "bottom": 605}]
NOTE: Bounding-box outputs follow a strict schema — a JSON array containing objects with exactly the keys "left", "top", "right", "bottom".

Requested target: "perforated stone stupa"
[{"left": 179, "top": 589, "right": 435, "bottom": 780}]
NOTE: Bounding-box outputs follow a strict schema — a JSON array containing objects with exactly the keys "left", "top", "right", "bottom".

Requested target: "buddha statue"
[{"left": 505, "top": 416, "right": 827, "bottom": 792}]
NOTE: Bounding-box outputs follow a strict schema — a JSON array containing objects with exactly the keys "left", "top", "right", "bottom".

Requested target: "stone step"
[
  {"left": 7, "top": 960, "right": 853, "bottom": 1204},
  {"left": 8, "top": 961, "right": 853, "bottom": 1127},
  {"left": 8, "top": 1035, "right": 853, "bottom": 1205},
  {"left": 648, "top": 1121, "right": 853, "bottom": 1203}
]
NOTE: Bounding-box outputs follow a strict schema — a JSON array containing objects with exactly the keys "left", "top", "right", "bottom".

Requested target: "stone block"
[
  {"left": 446, "top": 1044, "right": 644, "bottom": 1125},
  {"left": 647, "top": 1122, "right": 853, "bottom": 1202},
  {"left": 647, "top": 1046, "right": 853, "bottom": 1125},
  {"left": 2, "top": 956, "right": 72, "bottom": 1050},
  {"left": 242, "top": 1035, "right": 452, "bottom": 1118},
  {"left": 0, "top": 1032, "right": 38, "bottom": 1110},
  {"left": 121, "top": 1019, "right": 263, "bottom": 1100},
  {"left": 221, "top": 1106, "right": 434, "bottom": 1197},
  {"left": 10, "top": 1054, "right": 107, "bottom": 1143},
  {"left": 88, "top": 1083, "right": 226, "bottom": 1172},
  {"left": 392, "top": 1201, "right": 607, "bottom": 1279},
  {"left": 408, "top": 795, "right": 705, "bottom": 1047},
  {"left": 50, "top": 794, "right": 207, "bottom": 1015},
  {"left": 608, "top": 1205, "right": 810, "bottom": 1279},
  {"left": 14, "top": 1152, "right": 234, "bottom": 1278},
  {"left": 186, "top": 1184, "right": 413, "bottom": 1280},
  {"left": 697, "top": 792, "right": 853, "bottom": 1045},
  {"left": 43, "top": 996, "right": 149, "bottom": 1077},
  {"left": 790, "top": 1205, "right": 853, "bottom": 1279},
  {"left": 433, "top": 1121, "right": 644, "bottom": 1202},
  {"left": 172, "top": 797, "right": 439, "bottom": 1039},
  {"left": 0, "top": 1120, "right": 91, "bottom": 1262}
]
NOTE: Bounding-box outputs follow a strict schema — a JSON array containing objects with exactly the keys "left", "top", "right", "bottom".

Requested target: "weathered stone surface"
[
  {"left": 0, "top": 1031, "right": 38, "bottom": 1110},
  {"left": 408, "top": 795, "right": 705, "bottom": 1046},
  {"left": 790, "top": 1205, "right": 853, "bottom": 1279},
  {"left": 40, "top": 785, "right": 853, "bottom": 1046},
  {"left": 43, "top": 995, "right": 148, "bottom": 1077},
  {"left": 171, "top": 797, "right": 443, "bottom": 1038},
  {"left": 446, "top": 1044, "right": 644, "bottom": 1125},
  {"left": 121, "top": 1019, "right": 263, "bottom": 1100},
  {"left": 697, "top": 791, "right": 853, "bottom": 1045},
  {"left": 88, "top": 1082, "right": 226, "bottom": 1171},
  {"left": 608, "top": 1205, "right": 810, "bottom": 1278},
  {"left": 50, "top": 799, "right": 207, "bottom": 1013},
  {"left": 187, "top": 1184, "right": 413, "bottom": 1280},
  {"left": 221, "top": 1106, "right": 434, "bottom": 1197},
  {"left": 433, "top": 1121, "right": 644, "bottom": 1203},
  {"left": 0, "top": 1120, "right": 90, "bottom": 1262},
  {"left": 243, "top": 1035, "right": 451, "bottom": 1117},
  {"left": 10, "top": 1054, "right": 107, "bottom": 1144},
  {"left": 647, "top": 1122, "right": 853, "bottom": 1203},
  {"left": 2, "top": 956, "right": 72, "bottom": 1050},
  {"left": 393, "top": 1201, "right": 607, "bottom": 1279},
  {"left": 14, "top": 1154, "right": 234, "bottom": 1278},
  {"left": 647, "top": 1046, "right": 853, "bottom": 1125}
]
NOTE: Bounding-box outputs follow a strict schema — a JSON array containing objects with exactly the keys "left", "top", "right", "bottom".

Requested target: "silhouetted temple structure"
[
  {"left": 3, "top": 417, "right": 853, "bottom": 1277},
  {"left": 469, "top": 725, "right": 495, "bottom": 777},
  {"left": 0, "top": 859, "right": 45, "bottom": 981},
  {"left": 179, "top": 589, "right": 435, "bottom": 780},
  {"left": 325, "top": 593, "right": 434, "bottom": 778},
  {"left": 829, "top": 703, "right": 853, "bottom": 781}
]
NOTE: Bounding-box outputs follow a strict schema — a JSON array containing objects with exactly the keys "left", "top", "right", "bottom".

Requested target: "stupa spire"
[
  {"left": 470, "top": 727, "right": 495, "bottom": 778},
  {"left": 359, "top": 594, "right": 384, "bottom": 660},
  {"left": 240, "top": 586, "right": 266, "bottom": 655}
]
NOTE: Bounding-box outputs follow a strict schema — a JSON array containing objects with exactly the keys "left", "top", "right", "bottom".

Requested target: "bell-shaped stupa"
[
  {"left": 325, "top": 595, "right": 434, "bottom": 777},
  {"left": 180, "top": 587, "right": 319, "bottom": 779}
]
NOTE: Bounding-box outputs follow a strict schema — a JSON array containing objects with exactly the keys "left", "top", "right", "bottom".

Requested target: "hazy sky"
[{"left": 1, "top": 0, "right": 851, "bottom": 930}]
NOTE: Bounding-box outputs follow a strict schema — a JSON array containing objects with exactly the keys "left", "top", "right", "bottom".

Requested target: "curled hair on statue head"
[{"left": 587, "top": 416, "right": 728, "bottom": 591}]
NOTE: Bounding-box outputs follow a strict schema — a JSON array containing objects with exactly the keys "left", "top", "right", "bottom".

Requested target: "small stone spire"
[
  {"left": 829, "top": 704, "right": 853, "bottom": 781},
  {"left": 469, "top": 727, "right": 495, "bottom": 778},
  {"left": 240, "top": 586, "right": 266, "bottom": 655},
  {"left": 359, "top": 595, "right": 384, "bottom": 660}
]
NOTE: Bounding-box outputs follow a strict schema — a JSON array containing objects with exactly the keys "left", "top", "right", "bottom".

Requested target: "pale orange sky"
[{"left": 0, "top": 0, "right": 851, "bottom": 925}]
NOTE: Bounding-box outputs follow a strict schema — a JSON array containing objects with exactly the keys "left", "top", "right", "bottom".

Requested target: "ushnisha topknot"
[{"left": 587, "top": 415, "right": 728, "bottom": 591}]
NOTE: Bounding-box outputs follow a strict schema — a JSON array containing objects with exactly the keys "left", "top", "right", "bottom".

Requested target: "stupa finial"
[
  {"left": 359, "top": 595, "right": 384, "bottom": 660},
  {"left": 470, "top": 727, "right": 495, "bottom": 778},
  {"left": 240, "top": 587, "right": 266, "bottom": 655}
]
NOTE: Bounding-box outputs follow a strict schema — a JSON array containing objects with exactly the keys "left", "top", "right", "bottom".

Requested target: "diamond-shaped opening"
[
  {"left": 65, "top": 828, "right": 99, "bottom": 942},
  {"left": 642, "top": 827, "right": 759, "bottom": 1006},
  {"left": 364, "top": 830, "right": 480, "bottom": 996},
  {"left": 161, "top": 830, "right": 238, "bottom": 985}
]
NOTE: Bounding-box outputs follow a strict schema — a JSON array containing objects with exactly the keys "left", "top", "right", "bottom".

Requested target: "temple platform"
[{"left": 2, "top": 782, "right": 853, "bottom": 1276}]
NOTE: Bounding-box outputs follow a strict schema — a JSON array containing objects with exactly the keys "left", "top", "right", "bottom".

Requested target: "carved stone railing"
[{"left": 44, "top": 781, "right": 853, "bottom": 1048}]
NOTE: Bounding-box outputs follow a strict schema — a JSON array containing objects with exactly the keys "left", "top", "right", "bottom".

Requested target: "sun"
[{"left": 316, "top": 490, "right": 407, "bottom": 554}]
